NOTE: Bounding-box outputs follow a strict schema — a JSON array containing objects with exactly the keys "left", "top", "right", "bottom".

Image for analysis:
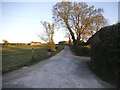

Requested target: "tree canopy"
[{"left": 52, "top": 1, "right": 107, "bottom": 44}]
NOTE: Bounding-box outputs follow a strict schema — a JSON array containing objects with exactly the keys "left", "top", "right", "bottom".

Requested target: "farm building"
[{"left": 30, "top": 42, "right": 42, "bottom": 46}]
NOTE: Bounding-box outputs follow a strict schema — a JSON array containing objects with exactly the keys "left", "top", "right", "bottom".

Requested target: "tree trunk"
[
  {"left": 77, "top": 36, "right": 80, "bottom": 41},
  {"left": 65, "top": 22, "right": 76, "bottom": 44},
  {"left": 77, "top": 30, "right": 81, "bottom": 41}
]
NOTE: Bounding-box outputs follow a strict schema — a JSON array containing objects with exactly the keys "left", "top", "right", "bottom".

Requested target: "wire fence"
[
  {"left": 2, "top": 45, "right": 64, "bottom": 73},
  {"left": 2, "top": 51, "right": 32, "bottom": 72}
]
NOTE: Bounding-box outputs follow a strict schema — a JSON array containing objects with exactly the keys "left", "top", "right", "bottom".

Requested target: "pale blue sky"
[{"left": 0, "top": 2, "right": 118, "bottom": 43}]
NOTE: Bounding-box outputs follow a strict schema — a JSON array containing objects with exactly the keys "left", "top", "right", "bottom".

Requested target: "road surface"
[{"left": 2, "top": 46, "right": 114, "bottom": 88}]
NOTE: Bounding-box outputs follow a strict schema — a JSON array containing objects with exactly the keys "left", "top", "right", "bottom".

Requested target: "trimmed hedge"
[
  {"left": 90, "top": 23, "right": 120, "bottom": 87},
  {"left": 70, "top": 45, "right": 90, "bottom": 57}
]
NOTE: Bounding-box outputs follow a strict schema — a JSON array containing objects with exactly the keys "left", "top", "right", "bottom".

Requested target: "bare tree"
[
  {"left": 39, "top": 21, "right": 56, "bottom": 51},
  {"left": 52, "top": 1, "right": 107, "bottom": 44}
]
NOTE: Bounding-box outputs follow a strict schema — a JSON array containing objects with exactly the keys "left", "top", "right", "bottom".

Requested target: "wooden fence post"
[{"left": 32, "top": 48, "right": 36, "bottom": 61}]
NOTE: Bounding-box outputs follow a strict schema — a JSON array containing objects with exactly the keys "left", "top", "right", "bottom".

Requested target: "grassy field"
[
  {"left": 2, "top": 45, "right": 64, "bottom": 74},
  {"left": 1, "top": 45, "right": 43, "bottom": 50}
]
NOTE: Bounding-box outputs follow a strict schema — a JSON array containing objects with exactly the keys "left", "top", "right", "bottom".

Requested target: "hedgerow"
[{"left": 90, "top": 23, "right": 120, "bottom": 87}]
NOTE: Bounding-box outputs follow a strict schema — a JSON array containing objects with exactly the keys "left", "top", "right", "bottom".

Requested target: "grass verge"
[{"left": 85, "top": 60, "right": 118, "bottom": 87}]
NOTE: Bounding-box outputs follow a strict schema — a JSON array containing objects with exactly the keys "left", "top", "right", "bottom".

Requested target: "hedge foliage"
[
  {"left": 70, "top": 42, "right": 90, "bottom": 57},
  {"left": 90, "top": 23, "right": 120, "bottom": 87},
  {"left": 69, "top": 23, "right": 120, "bottom": 87}
]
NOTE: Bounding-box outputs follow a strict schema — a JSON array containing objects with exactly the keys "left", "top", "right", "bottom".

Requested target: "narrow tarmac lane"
[{"left": 3, "top": 46, "right": 114, "bottom": 88}]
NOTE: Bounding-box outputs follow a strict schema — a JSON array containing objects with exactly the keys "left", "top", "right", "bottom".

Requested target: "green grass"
[
  {"left": 2, "top": 50, "right": 31, "bottom": 55},
  {"left": 2, "top": 45, "right": 64, "bottom": 74}
]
